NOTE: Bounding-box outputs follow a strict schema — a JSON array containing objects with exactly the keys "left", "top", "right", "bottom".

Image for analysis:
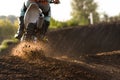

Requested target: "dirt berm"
[
  {"left": 0, "top": 22, "right": 120, "bottom": 80},
  {"left": 47, "top": 22, "right": 120, "bottom": 56}
]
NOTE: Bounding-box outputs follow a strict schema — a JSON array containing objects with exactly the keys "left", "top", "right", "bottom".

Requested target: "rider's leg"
[
  {"left": 44, "top": 20, "right": 50, "bottom": 34},
  {"left": 42, "top": 18, "right": 50, "bottom": 35},
  {"left": 14, "top": 3, "right": 27, "bottom": 40},
  {"left": 14, "top": 16, "right": 24, "bottom": 40},
  {"left": 38, "top": 20, "right": 50, "bottom": 40},
  {"left": 38, "top": 8, "right": 51, "bottom": 40}
]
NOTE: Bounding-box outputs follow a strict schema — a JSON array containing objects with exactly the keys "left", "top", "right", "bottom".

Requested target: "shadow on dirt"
[{"left": 83, "top": 51, "right": 120, "bottom": 67}]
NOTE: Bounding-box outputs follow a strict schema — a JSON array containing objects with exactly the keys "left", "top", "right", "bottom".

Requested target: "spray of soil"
[
  {"left": 0, "top": 22, "right": 120, "bottom": 80},
  {"left": 11, "top": 41, "right": 49, "bottom": 60}
]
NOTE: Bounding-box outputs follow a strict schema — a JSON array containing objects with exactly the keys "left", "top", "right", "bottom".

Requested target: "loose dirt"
[{"left": 0, "top": 22, "right": 120, "bottom": 80}]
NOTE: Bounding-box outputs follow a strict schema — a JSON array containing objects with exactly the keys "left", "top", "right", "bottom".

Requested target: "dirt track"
[{"left": 0, "top": 22, "right": 120, "bottom": 80}]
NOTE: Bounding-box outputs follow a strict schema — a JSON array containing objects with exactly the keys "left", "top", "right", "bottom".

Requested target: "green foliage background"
[
  {"left": 1, "top": 0, "right": 120, "bottom": 44},
  {"left": 0, "top": 16, "right": 18, "bottom": 43},
  {"left": 50, "top": 18, "right": 78, "bottom": 29},
  {"left": 71, "top": 0, "right": 100, "bottom": 25}
]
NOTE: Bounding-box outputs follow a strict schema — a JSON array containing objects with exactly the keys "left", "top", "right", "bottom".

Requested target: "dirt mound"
[
  {"left": 0, "top": 55, "right": 112, "bottom": 80},
  {"left": 47, "top": 22, "right": 120, "bottom": 57},
  {"left": 0, "top": 42, "right": 111, "bottom": 80},
  {"left": 0, "top": 22, "right": 120, "bottom": 80}
]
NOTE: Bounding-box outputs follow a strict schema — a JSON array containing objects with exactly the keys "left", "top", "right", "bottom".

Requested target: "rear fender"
[{"left": 24, "top": 3, "right": 43, "bottom": 29}]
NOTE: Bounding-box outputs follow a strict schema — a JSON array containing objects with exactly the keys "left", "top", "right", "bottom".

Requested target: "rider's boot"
[
  {"left": 43, "top": 20, "right": 50, "bottom": 36},
  {"left": 14, "top": 16, "right": 24, "bottom": 40},
  {"left": 38, "top": 20, "right": 50, "bottom": 41}
]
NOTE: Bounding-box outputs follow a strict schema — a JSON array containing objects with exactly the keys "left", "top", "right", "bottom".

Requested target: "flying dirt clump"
[{"left": 11, "top": 41, "right": 47, "bottom": 60}]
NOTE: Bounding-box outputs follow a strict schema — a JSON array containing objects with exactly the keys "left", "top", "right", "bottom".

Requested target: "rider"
[{"left": 14, "top": 0, "right": 60, "bottom": 40}]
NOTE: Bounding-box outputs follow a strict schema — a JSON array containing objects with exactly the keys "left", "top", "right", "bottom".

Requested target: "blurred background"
[{"left": 0, "top": 0, "right": 120, "bottom": 43}]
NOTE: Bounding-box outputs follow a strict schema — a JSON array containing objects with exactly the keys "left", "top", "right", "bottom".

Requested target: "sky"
[
  {"left": 0, "top": 0, "right": 120, "bottom": 21},
  {"left": 0, "top": 0, "right": 72, "bottom": 21},
  {"left": 94, "top": 0, "right": 120, "bottom": 17}
]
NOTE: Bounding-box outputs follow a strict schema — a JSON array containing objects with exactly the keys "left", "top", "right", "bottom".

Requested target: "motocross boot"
[
  {"left": 38, "top": 20, "right": 50, "bottom": 41},
  {"left": 14, "top": 16, "right": 24, "bottom": 40}
]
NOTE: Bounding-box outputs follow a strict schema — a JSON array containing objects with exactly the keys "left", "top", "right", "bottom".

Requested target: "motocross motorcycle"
[{"left": 21, "top": 0, "right": 56, "bottom": 42}]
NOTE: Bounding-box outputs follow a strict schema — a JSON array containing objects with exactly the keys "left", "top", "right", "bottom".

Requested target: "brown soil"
[{"left": 0, "top": 22, "right": 120, "bottom": 80}]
